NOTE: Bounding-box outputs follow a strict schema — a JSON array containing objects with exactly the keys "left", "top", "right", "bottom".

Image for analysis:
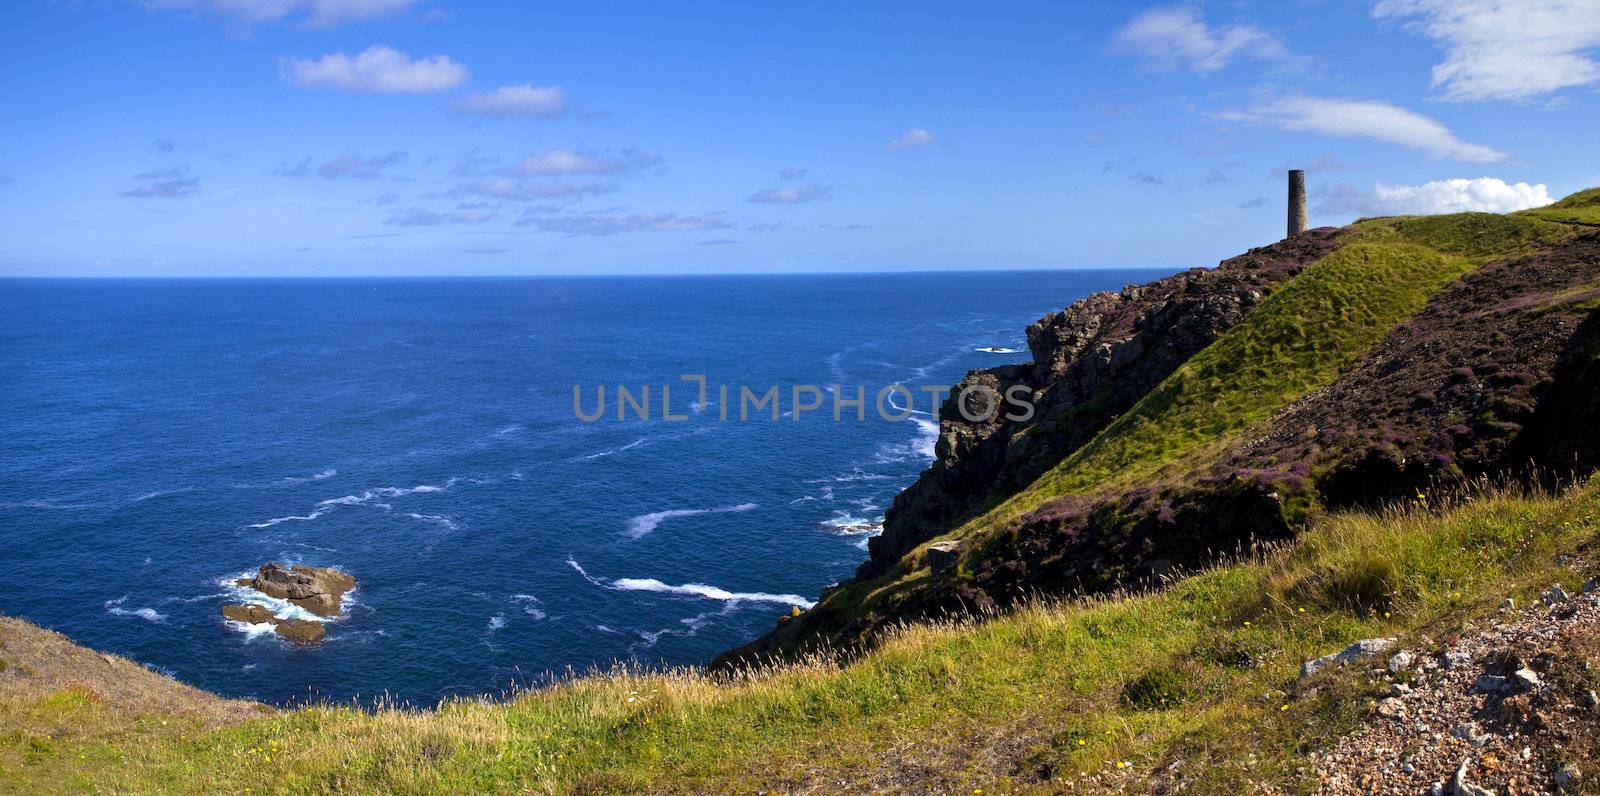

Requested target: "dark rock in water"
[
  {"left": 235, "top": 562, "right": 355, "bottom": 618},
  {"left": 220, "top": 602, "right": 327, "bottom": 644}
]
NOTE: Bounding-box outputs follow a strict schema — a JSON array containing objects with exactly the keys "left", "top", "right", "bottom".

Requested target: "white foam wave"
[
  {"left": 317, "top": 481, "right": 451, "bottom": 507},
  {"left": 577, "top": 437, "right": 647, "bottom": 461},
  {"left": 819, "top": 513, "right": 884, "bottom": 536},
  {"left": 245, "top": 510, "right": 329, "bottom": 529},
  {"left": 487, "top": 615, "right": 506, "bottom": 631},
  {"left": 511, "top": 594, "right": 547, "bottom": 620},
  {"left": 104, "top": 596, "right": 166, "bottom": 623},
  {"left": 875, "top": 417, "right": 939, "bottom": 463},
  {"left": 403, "top": 513, "right": 459, "bottom": 530},
  {"left": 974, "top": 346, "right": 1020, "bottom": 353},
  {"left": 131, "top": 487, "right": 195, "bottom": 503},
  {"left": 568, "top": 557, "right": 813, "bottom": 608},
  {"left": 610, "top": 578, "right": 815, "bottom": 608},
  {"left": 624, "top": 502, "right": 758, "bottom": 539}
]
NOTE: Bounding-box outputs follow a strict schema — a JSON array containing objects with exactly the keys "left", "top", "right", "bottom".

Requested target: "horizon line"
[{"left": 0, "top": 265, "right": 1187, "bottom": 281}]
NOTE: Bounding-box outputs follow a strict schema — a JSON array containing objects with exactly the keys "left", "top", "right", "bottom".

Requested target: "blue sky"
[{"left": 2, "top": 0, "right": 1598, "bottom": 276}]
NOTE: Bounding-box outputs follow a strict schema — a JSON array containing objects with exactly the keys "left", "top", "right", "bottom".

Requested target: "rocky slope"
[{"left": 721, "top": 193, "right": 1600, "bottom": 667}]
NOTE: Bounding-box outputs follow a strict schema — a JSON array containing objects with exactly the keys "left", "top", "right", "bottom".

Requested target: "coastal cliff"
[{"left": 721, "top": 188, "right": 1600, "bottom": 666}]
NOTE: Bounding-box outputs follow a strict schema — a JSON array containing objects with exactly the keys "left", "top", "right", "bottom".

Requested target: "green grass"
[
  {"left": 1519, "top": 187, "right": 1600, "bottom": 226},
  {"left": 6, "top": 480, "right": 1599, "bottom": 794}
]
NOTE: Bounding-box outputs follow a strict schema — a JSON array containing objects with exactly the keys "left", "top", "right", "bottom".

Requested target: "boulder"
[{"left": 236, "top": 562, "right": 355, "bottom": 618}]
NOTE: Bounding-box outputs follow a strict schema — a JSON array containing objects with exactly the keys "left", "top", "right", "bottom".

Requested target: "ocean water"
[{"left": 0, "top": 271, "right": 1164, "bottom": 705}]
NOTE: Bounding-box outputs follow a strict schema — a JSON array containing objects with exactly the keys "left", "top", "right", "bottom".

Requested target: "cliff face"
[
  {"left": 719, "top": 200, "right": 1600, "bottom": 667},
  {"left": 864, "top": 229, "right": 1344, "bottom": 576}
]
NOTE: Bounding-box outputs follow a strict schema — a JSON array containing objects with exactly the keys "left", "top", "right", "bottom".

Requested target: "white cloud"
[
  {"left": 888, "top": 128, "right": 934, "bottom": 150},
  {"left": 1112, "top": 5, "right": 1289, "bottom": 73},
  {"left": 280, "top": 45, "right": 468, "bottom": 93},
  {"left": 516, "top": 212, "right": 730, "bottom": 236},
  {"left": 459, "top": 178, "right": 617, "bottom": 201},
  {"left": 1374, "top": 0, "right": 1600, "bottom": 102},
  {"left": 747, "top": 183, "right": 835, "bottom": 204},
  {"left": 1215, "top": 95, "right": 1506, "bottom": 162},
  {"left": 1321, "top": 177, "right": 1555, "bottom": 216},
  {"left": 458, "top": 83, "right": 566, "bottom": 117},
  {"left": 509, "top": 149, "right": 661, "bottom": 176},
  {"left": 145, "top": 0, "right": 418, "bottom": 29}
]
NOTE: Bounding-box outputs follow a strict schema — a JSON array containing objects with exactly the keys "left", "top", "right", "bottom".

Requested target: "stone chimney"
[{"left": 1287, "top": 169, "right": 1307, "bottom": 238}]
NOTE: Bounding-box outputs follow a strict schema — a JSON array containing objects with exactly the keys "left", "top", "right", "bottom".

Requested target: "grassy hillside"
[
  {"left": 751, "top": 209, "right": 1582, "bottom": 656},
  {"left": 5, "top": 479, "right": 1599, "bottom": 794}
]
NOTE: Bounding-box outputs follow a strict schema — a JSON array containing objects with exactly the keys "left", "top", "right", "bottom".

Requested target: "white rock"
[
  {"left": 1389, "top": 650, "right": 1414, "bottom": 672},
  {"left": 1512, "top": 668, "right": 1542, "bottom": 692},
  {"left": 1301, "top": 637, "right": 1398, "bottom": 678}
]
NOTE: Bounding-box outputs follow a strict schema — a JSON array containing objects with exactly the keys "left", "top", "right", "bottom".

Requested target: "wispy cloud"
[
  {"left": 280, "top": 45, "right": 468, "bottom": 93},
  {"left": 458, "top": 178, "right": 617, "bottom": 201},
  {"left": 0, "top": 173, "right": 13, "bottom": 186},
  {"left": 777, "top": 168, "right": 808, "bottom": 180},
  {"left": 1319, "top": 177, "right": 1555, "bottom": 216},
  {"left": 888, "top": 128, "right": 934, "bottom": 150},
  {"left": 1374, "top": 0, "right": 1600, "bottom": 102},
  {"left": 516, "top": 212, "right": 730, "bottom": 236},
  {"left": 144, "top": 0, "right": 420, "bottom": 28},
  {"left": 461, "top": 247, "right": 509, "bottom": 254},
  {"left": 458, "top": 83, "right": 566, "bottom": 117},
  {"left": 1237, "top": 196, "right": 1269, "bottom": 209},
  {"left": 508, "top": 149, "right": 662, "bottom": 176},
  {"left": 317, "top": 151, "right": 409, "bottom": 179},
  {"left": 119, "top": 166, "right": 200, "bottom": 198},
  {"left": 385, "top": 206, "right": 498, "bottom": 226},
  {"left": 747, "top": 183, "right": 835, "bottom": 204},
  {"left": 1112, "top": 5, "right": 1289, "bottom": 73},
  {"left": 1214, "top": 96, "right": 1506, "bottom": 162}
]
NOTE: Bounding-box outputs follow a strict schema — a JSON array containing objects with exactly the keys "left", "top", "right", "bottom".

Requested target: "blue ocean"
[{"left": 0, "top": 271, "right": 1161, "bottom": 705}]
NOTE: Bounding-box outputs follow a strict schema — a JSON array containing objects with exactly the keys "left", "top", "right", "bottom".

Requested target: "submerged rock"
[{"left": 236, "top": 562, "right": 355, "bottom": 618}]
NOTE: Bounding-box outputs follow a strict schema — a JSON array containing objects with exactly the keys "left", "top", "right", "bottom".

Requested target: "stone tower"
[{"left": 1287, "top": 169, "right": 1307, "bottom": 238}]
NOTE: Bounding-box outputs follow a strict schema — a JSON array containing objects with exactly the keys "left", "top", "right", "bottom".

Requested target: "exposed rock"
[
  {"left": 1545, "top": 585, "right": 1570, "bottom": 605},
  {"left": 860, "top": 230, "right": 1343, "bottom": 576},
  {"left": 1377, "top": 697, "right": 1406, "bottom": 718},
  {"left": 1388, "top": 650, "right": 1414, "bottom": 673},
  {"left": 272, "top": 619, "right": 326, "bottom": 644},
  {"left": 1511, "top": 668, "right": 1542, "bottom": 692},
  {"left": 1443, "top": 651, "right": 1474, "bottom": 670},
  {"left": 1301, "top": 637, "right": 1397, "bottom": 678},
  {"left": 1472, "top": 675, "right": 1509, "bottom": 694},
  {"left": 924, "top": 541, "right": 964, "bottom": 573},
  {"left": 220, "top": 602, "right": 327, "bottom": 644},
  {"left": 221, "top": 603, "right": 275, "bottom": 624},
  {"left": 235, "top": 562, "right": 355, "bottom": 618},
  {"left": 1452, "top": 759, "right": 1496, "bottom": 796}
]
